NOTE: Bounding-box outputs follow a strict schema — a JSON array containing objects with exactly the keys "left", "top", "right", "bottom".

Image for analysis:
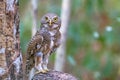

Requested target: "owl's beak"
[{"left": 49, "top": 20, "right": 52, "bottom": 26}]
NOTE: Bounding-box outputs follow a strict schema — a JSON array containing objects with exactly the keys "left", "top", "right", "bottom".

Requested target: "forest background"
[{"left": 20, "top": 0, "right": 120, "bottom": 80}]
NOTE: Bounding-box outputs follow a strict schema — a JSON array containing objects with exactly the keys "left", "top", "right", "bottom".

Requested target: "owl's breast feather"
[
  {"left": 49, "top": 30, "right": 57, "bottom": 36},
  {"left": 50, "top": 38, "right": 54, "bottom": 49}
]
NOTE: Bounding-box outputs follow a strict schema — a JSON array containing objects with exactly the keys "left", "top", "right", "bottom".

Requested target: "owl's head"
[{"left": 40, "top": 13, "right": 61, "bottom": 30}]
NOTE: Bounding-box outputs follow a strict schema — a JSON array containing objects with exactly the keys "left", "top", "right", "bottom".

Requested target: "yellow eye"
[
  {"left": 53, "top": 17, "right": 58, "bottom": 22},
  {"left": 45, "top": 16, "right": 49, "bottom": 21}
]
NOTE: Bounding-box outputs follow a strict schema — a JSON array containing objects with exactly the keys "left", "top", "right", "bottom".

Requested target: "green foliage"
[
  {"left": 85, "top": 0, "right": 94, "bottom": 16},
  {"left": 20, "top": 11, "right": 32, "bottom": 53},
  {"left": 101, "top": 59, "right": 113, "bottom": 77},
  {"left": 97, "top": 0, "right": 104, "bottom": 11},
  {"left": 82, "top": 52, "right": 100, "bottom": 71},
  {"left": 67, "top": 55, "right": 76, "bottom": 66}
]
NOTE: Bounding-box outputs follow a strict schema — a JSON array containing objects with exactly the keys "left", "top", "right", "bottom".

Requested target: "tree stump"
[{"left": 32, "top": 70, "right": 78, "bottom": 80}]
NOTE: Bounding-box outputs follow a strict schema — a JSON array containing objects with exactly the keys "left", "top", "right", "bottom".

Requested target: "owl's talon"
[
  {"left": 35, "top": 70, "right": 47, "bottom": 74},
  {"left": 44, "top": 69, "right": 49, "bottom": 72}
]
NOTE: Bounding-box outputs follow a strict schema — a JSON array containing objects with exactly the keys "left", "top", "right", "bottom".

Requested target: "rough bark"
[
  {"left": 0, "top": 0, "right": 23, "bottom": 79},
  {"left": 54, "top": 0, "right": 71, "bottom": 71},
  {"left": 32, "top": 70, "right": 77, "bottom": 80}
]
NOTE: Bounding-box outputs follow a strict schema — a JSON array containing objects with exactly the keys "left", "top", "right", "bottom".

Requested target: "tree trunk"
[
  {"left": 54, "top": 0, "right": 71, "bottom": 71},
  {"left": 31, "top": 0, "right": 38, "bottom": 36},
  {"left": 0, "top": 0, "right": 23, "bottom": 80},
  {"left": 28, "top": 0, "right": 38, "bottom": 80},
  {"left": 32, "top": 70, "right": 77, "bottom": 80}
]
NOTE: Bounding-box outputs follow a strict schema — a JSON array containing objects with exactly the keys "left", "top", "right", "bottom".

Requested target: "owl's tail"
[{"left": 25, "top": 53, "right": 35, "bottom": 78}]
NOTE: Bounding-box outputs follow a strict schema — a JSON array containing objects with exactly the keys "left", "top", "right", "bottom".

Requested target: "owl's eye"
[
  {"left": 45, "top": 16, "right": 49, "bottom": 21},
  {"left": 53, "top": 17, "right": 58, "bottom": 22}
]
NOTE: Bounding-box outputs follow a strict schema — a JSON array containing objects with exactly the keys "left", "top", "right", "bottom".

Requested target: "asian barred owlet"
[{"left": 26, "top": 13, "right": 61, "bottom": 75}]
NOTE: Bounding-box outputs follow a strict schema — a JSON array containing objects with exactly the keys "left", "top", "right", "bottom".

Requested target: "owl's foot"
[
  {"left": 35, "top": 70, "right": 47, "bottom": 74},
  {"left": 44, "top": 68, "right": 49, "bottom": 72}
]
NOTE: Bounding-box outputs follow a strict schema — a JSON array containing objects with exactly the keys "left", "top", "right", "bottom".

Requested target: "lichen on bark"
[
  {"left": 32, "top": 70, "right": 78, "bottom": 80},
  {"left": 0, "top": 0, "right": 23, "bottom": 79}
]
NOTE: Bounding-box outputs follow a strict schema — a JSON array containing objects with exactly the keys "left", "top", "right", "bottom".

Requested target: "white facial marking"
[
  {"left": 52, "top": 24, "right": 58, "bottom": 29},
  {"left": 44, "top": 24, "right": 48, "bottom": 28}
]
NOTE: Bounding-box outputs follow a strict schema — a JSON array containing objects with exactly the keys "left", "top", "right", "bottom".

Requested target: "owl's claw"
[
  {"left": 35, "top": 70, "right": 47, "bottom": 74},
  {"left": 44, "top": 68, "right": 49, "bottom": 72}
]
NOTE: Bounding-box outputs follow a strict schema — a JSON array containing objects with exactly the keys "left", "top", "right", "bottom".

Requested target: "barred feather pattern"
[
  {"left": 26, "top": 32, "right": 43, "bottom": 75},
  {"left": 25, "top": 29, "right": 52, "bottom": 75},
  {"left": 25, "top": 13, "right": 61, "bottom": 77}
]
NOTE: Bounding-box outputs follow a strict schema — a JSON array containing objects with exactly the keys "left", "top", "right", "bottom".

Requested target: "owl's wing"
[
  {"left": 27, "top": 33, "right": 43, "bottom": 58},
  {"left": 26, "top": 33, "right": 43, "bottom": 75}
]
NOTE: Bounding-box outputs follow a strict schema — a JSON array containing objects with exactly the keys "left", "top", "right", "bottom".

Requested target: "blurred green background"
[{"left": 20, "top": 0, "right": 120, "bottom": 80}]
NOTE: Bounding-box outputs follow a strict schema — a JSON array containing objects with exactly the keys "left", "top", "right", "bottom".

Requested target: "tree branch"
[{"left": 32, "top": 70, "right": 77, "bottom": 80}]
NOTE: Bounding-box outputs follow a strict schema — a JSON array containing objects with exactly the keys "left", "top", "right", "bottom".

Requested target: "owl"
[{"left": 26, "top": 13, "right": 61, "bottom": 75}]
